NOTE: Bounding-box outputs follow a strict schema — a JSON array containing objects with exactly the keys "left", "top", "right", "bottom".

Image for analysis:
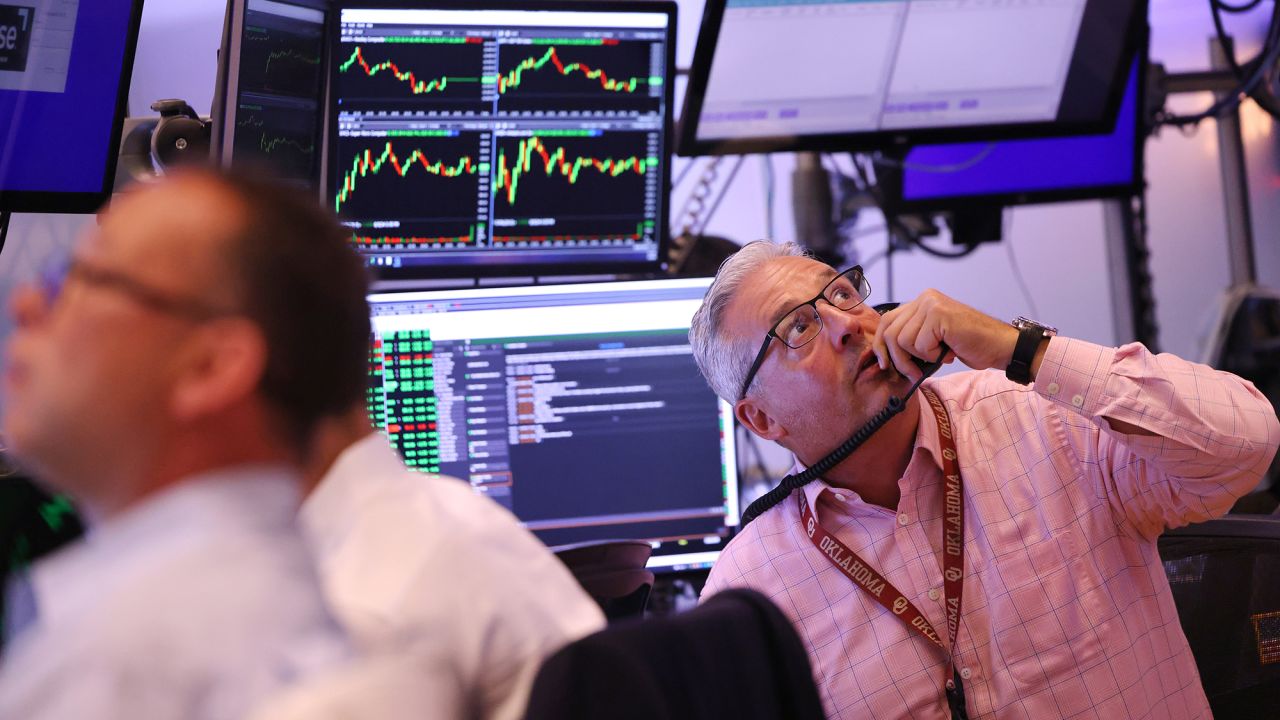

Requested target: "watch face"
[{"left": 1012, "top": 317, "right": 1058, "bottom": 336}]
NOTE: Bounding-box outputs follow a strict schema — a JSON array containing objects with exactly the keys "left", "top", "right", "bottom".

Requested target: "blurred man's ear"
[{"left": 169, "top": 319, "right": 268, "bottom": 421}]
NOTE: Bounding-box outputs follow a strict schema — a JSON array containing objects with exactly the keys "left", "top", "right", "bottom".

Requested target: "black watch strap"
[{"left": 1006, "top": 325, "right": 1045, "bottom": 385}]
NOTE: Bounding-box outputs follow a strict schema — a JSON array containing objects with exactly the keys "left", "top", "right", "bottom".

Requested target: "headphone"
[{"left": 149, "top": 99, "right": 212, "bottom": 172}]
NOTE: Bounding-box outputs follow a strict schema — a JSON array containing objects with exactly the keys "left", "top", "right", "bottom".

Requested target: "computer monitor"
[
  {"left": 678, "top": 0, "right": 1144, "bottom": 157},
  {"left": 889, "top": 55, "right": 1145, "bottom": 211},
  {"left": 366, "top": 277, "right": 738, "bottom": 572},
  {"left": 212, "top": 0, "right": 329, "bottom": 187},
  {"left": 0, "top": 0, "right": 144, "bottom": 212},
  {"left": 329, "top": 1, "right": 676, "bottom": 280}
]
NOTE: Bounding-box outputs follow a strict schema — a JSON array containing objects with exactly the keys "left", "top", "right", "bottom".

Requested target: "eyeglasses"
[
  {"left": 40, "top": 258, "right": 235, "bottom": 321},
  {"left": 738, "top": 265, "right": 871, "bottom": 401}
]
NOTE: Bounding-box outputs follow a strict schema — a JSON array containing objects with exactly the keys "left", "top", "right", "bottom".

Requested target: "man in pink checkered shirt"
[{"left": 689, "top": 241, "right": 1280, "bottom": 719}]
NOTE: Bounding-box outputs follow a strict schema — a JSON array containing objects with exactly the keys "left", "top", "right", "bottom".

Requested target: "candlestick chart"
[
  {"left": 491, "top": 133, "right": 656, "bottom": 243},
  {"left": 336, "top": 40, "right": 488, "bottom": 110},
  {"left": 495, "top": 40, "right": 662, "bottom": 114},
  {"left": 334, "top": 133, "right": 486, "bottom": 249}
]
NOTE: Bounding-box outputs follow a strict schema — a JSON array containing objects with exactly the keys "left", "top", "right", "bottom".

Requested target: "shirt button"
[
  {"left": 834, "top": 493, "right": 847, "bottom": 502},
  {"left": 928, "top": 588, "right": 940, "bottom": 601},
  {"left": 1046, "top": 382, "right": 1060, "bottom": 395},
  {"left": 898, "top": 513, "right": 910, "bottom": 526},
  {"left": 960, "top": 667, "right": 972, "bottom": 680},
  {"left": 1071, "top": 394, "right": 1085, "bottom": 408}
]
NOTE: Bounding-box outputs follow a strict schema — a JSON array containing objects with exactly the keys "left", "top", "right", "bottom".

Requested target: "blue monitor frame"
[{"left": 0, "top": 0, "right": 145, "bottom": 213}]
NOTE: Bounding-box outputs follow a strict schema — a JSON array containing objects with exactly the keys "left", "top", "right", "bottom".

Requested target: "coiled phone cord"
[{"left": 740, "top": 346, "right": 947, "bottom": 526}]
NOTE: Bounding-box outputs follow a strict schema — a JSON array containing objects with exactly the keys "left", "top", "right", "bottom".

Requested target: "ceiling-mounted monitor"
[
  {"left": 888, "top": 53, "right": 1146, "bottom": 212},
  {"left": 678, "top": 0, "right": 1144, "bottom": 157},
  {"left": 0, "top": 0, "right": 145, "bottom": 213}
]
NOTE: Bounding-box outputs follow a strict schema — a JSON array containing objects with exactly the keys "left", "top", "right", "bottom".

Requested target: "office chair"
[
  {"left": 553, "top": 539, "right": 654, "bottom": 623},
  {"left": 523, "top": 588, "right": 825, "bottom": 720},
  {"left": 1202, "top": 286, "right": 1280, "bottom": 513},
  {"left": 1160, "top": 515, "right": 1280, "bottom": 718}
]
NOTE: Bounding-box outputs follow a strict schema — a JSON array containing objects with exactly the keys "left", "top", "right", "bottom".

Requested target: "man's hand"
[{"left": 871, "top": 290, "right": 1020, "bottom": 380}]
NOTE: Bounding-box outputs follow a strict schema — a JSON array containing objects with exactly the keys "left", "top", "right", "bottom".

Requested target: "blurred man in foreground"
[{"left": 0, "top": 169, "right": 369, "bottom": 719}]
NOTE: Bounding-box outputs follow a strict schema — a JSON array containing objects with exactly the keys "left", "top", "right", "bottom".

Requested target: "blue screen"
[
  {"left": 900, "top": 59, "right": 1140, "bottom": 205},
  {"left": 0, "top": 0, "right": 138, "bottom": 201}
]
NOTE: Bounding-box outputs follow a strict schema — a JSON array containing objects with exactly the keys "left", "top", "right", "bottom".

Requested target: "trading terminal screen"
[
  {"left": 329, "top": 2, "right": 676, "bottom": 278},
  {"left": 216, "top": 0, "right": 328, "bottom": 186},
  {"left": 680, "top": 0, "right": 1140, "bottom": 155},
  {"left": 366, "top": 278, "right": 739, "bottom": 571}
]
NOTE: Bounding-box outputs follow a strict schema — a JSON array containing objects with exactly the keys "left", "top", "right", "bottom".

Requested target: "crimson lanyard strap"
[{"left": 798, "top": 386, "right": 967, "bottom": 719}]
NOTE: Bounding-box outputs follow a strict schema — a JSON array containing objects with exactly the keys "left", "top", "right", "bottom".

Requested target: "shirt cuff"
[{"left": 1032, "top": 336, "right": 1117, "bottom": 417}]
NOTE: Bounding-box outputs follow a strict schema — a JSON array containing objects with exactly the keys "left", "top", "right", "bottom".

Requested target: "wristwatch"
[{"left": 1006, "top": 317, "right": 1057, "bottom": 385}]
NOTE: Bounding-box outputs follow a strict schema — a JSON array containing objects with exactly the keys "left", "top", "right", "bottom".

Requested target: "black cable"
[
  {"left": 1160, "top": 0, "right": 1280, "bottom": 126},
  {"left": 907, "top": 232, "right": 982, "bottom": 259},
  {"left": 1208, "top": 0, "right": 1280, "bottom": 120},
  {"left": 873, "top": 143, "right": 997, "bottom": 174},
  {"left": 0, "top": 211, "right": 10, "bottom": 259},
  {"left": 1211, "top": 1, "right": 1247, "bottom": 78},
  {"left": 739, "top": 347, "right": 947, "bottom": 526},
  {"left": 1214, "top": 0, "right": 1265, "bottom": 12},
  {"left": 1003, "top": 211, "right": 1040, "bottom": 320}
]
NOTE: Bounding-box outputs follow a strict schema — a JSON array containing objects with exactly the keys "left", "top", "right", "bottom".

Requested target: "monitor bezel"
[
  {"left": 884, "top": 19, "right": 1149, "bottom": 213},
  {"left": 211, "top": 0, "right": 331, "bottom": 191},
  {"left": 676, "top": 0, "right": 1144, "bottom": 158},
  {"left": 0, "top": 0, "right": 146, "bottom": 214},
  {"left": 328, "top": 0, "right": 678, "bottom": 281}
]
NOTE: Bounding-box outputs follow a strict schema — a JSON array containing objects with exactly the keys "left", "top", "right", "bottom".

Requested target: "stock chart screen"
[
  {"left": 222, "top": 0, "right": 327, "bottom": 185},
  {"left": 366, "top": 278, "right": 739, "bottom": 571},
  {"left": 329, "top": 4, "right": 674, "bottom": 278}
]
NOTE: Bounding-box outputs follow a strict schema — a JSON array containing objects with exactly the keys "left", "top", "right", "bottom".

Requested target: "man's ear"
[
  {"left": 169, "top": 319, "right": 268, "bottom": 421},
  {"left": 735, "top": 396, "right": 788, "bottom": 443}
]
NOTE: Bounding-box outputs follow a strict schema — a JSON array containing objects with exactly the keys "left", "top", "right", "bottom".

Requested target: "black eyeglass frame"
[
  {"left": 42, "top": 258, "right": 236, "bottom": 321},
  {"left": 737, "top": 265, "right": 870, "bottom": 401}
]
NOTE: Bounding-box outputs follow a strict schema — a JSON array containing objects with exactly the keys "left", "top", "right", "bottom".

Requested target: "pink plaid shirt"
[{"left": 704, "top": 338, "right": 1280, "bottom": 719}]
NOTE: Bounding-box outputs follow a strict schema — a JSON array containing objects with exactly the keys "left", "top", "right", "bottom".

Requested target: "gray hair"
[{"left": 689, "top": 240, "right": 809, "bottom": 403}]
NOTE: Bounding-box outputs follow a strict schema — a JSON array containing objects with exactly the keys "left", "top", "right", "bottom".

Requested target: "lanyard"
[{"left": 798, "top": 386, "right": 968, "bottom": 719}]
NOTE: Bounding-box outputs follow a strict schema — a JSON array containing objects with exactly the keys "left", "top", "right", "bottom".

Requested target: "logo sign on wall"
[{"left": 0, "top": 5, "right": 34, "bottom": 72}]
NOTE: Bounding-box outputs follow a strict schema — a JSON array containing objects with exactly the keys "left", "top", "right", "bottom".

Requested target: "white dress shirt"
[
  {"left": 0, "top": 467, "right": 349, "bottom": 720},
  {"left": 299, "top": 433, "right": 605, "bottom": 720}
]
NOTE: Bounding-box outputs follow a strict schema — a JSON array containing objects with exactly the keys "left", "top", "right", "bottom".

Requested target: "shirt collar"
[
  {"left": 795, "top": 383, "right": 946, "bottom": 512},
  {"left": 26, "top": 464, "right": 300, "bottom": 633}
]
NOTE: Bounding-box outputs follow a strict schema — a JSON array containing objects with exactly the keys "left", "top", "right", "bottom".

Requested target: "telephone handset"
[
  {"left": 871, "top": 302, "right": 946, "bottom": 378},
  {"left": 739, "top": 302, "right": 946, "bottom": 525}
]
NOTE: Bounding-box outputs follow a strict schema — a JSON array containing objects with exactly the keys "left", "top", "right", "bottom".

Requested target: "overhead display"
[
  {"left": 0, "top": 0, "right": 144, "bottom": 212},
  {"left": 679, "top": 0, "right": 1143, "bottom": 156}
]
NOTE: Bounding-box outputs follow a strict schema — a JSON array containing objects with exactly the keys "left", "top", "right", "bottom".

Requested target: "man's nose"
[{"left": 818, "top": 301, "right": 869, "bottom": 350}]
